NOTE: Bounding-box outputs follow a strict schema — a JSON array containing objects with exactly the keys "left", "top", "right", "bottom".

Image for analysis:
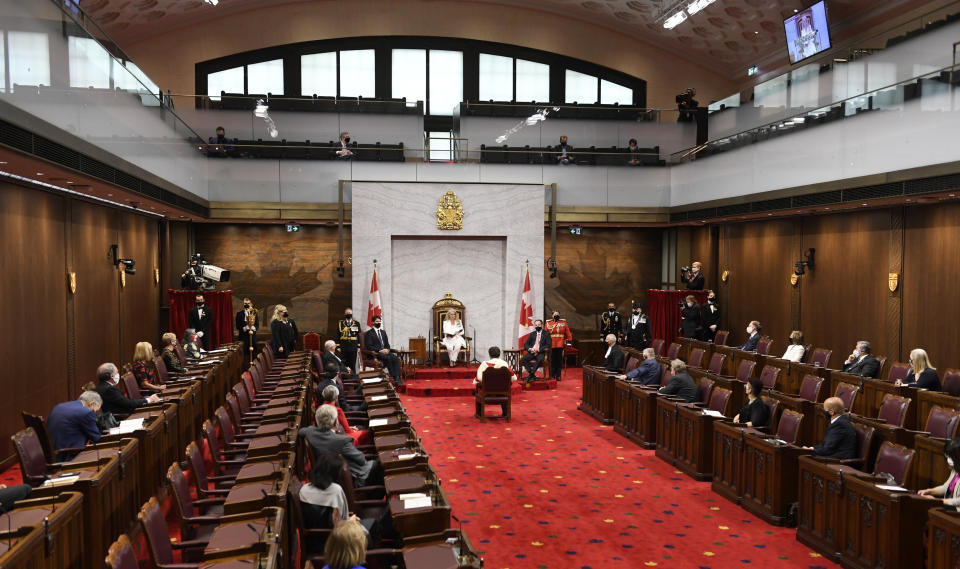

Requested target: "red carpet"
[
  {"left": 404, "top": 366, "right": 547, "bottom": 397},
  {"left": 399, "top": 369, "right": 834, "bottom": 569}
]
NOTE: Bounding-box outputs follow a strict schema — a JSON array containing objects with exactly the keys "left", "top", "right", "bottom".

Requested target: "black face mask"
[
  {"left": 553, "top": 315, "right": 560, "bottom": 321},
  {"left": 345, "top": 314, "right": 352, "bottom": 320},
  {"left": 243, "top": 303, "right": 250, "bottom": 309},
  {"left": 822, "top": 409, "right": 833, "bottom": 420},
  {"left": 535, "top": 326, "right": 542, "bottom": 332},
  {"left": 608, "top": 309, "right": 615, "bottom": 314},
  {"left": 197, "top": 301, "right": 204, "bottom": 307},
  {"left": 374, "top": 323, "right": 381, "bottom": 328},
  {"left": 344, "top": 137, "right": 351, "bottom": 143},
  {"left": 708, "top": 297, "right": 715, "bottom": 303},
  {"left": 282, "top": 311, "right": 289, "bottom": 318}
]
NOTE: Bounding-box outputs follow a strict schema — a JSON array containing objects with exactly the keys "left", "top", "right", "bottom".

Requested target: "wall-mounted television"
[{"left": 784, "top": 1, "right": 832, "bottom": 64}]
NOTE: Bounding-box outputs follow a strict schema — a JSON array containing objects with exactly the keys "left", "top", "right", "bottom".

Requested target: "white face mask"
[
  {"left": 852, "top": 349, "right": 861, "bottom": 358},
  {"left": 112, "top": 372, "right": 120, "bottom": 385},
  {"left": 948, "top": 457, "right": 955, "bottom": 469},
  {"left": 746, "top": 327, "right": 753, "bottom": 334}
]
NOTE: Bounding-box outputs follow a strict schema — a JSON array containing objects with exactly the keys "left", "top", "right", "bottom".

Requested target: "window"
[
  {"left": 515, "top": 59, "right": 549, "bottom": 102},
  {"left": 790, "top": 63, "right": 819, "bottom": 108},
  {"left": 301, "top": 52, "right": 336, "bottom": 96},
  {"left": 600, "top": 79, "right": 632, "bottom": 105},
  {"left": 339, "top": 49, "right": 375, "bottom": 97},
  {"left": 120, "top": 61, "right": 159, "bottom": 94},
  {"left": 428, "top": 131, "right": 452, "bottom": 161},
  {"left": 478, "top": 53, "right": 512, "bottom": 101},
  {"left": 68, "top": 36, "right": 111, "bottom": 89},
  {"left": 8, "top": 31, "right": 51, "bottom": 89},
  {"left": 565, "top": 69, "right": 597, "bottom": 104},
  {"left": 392, "top": 49, "right": 426, "bottom": 103},
  {"left": 207, "top": 67, "right": 243, "bottom": 100},
  {"left": 247, "top": 59, "right": 284, "bottom": 95},
  {"left": 429, "top": 50, "right": 462, "bottom": 115}
]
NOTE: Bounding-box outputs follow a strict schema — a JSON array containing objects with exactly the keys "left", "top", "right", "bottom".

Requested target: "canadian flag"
[
  {"left": 517, "top": 264, "right": 534, "bottom": 348},
  {"left": 366, "top": 267, "right": 382, "bottom": 328}
]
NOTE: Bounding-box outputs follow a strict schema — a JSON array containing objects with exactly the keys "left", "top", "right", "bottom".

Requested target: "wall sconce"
[
  {"left": 793, "top": 248, "right": 816, "bottom": 276},
  {"left": 546, "top": 257, "right": 558, "bottom": 279}
]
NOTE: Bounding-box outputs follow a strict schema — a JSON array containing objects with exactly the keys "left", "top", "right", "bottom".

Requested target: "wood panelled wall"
[
  {"left": 0, "top": 181, "right": 162, "bottom": 459},
  {"left": 695, "top": 203, "right": 960, "bottom": 370}
]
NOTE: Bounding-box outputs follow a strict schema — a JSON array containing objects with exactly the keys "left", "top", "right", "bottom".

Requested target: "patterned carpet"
[{"left": 398, "top": 368, "right": 834, "bottom": 569}]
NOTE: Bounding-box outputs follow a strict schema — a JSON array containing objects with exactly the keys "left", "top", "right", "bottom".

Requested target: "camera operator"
[
  {"left": 680, "top": 261, "right": 705, "bottom": 290},
  {"left": 180, "top": 254, "right": 204, "bottom": 291},
  {"left": 679, "top": 295, "right": 702, "bottom": 339},
  {"left": 676, "top": 88, "right": 699, "bottom": 123}
]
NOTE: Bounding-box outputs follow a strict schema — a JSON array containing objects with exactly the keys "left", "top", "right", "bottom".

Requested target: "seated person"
[
  {"left": 132, "top": 341, "right": 165, "bottom": 391},
  {"left": 300, "top": 405, "right": 382, "bottom": 488},
  {"left": 299, "top": 452, "right": 381, "bottom": 545},
  {"left": 94, "top": 362, "right": 160, "bottom": 416},
  {"left": 626, "top": 138, "right": 641, "bottom": 166},
  {"left": 474, "top": 346, "right": 517, "bottom": 386},
  {"left": 321, "top": 385, "right": 372, "bottom": 447},
  {"left": 46, "top": 390, "right": 103, "bottom": 461},
  {"left": 182, "top": 328, "right": 202, "bottom": 359},
  {"left": 160, "top": 332, "right": 186, "bottom": 374},
  {"left": 0, "top": 484, "right": 31, "bottom": 514},
  {"left": 556, "top": 135, "right": 574, "bottom": 164},
  {"left": 733, "top": 378, "right": 770, "bottom": 428},
  {"left": 617, "top": 347, "right": 660, "bottom": 385},
  {"left": 918, "top": 438, "right": 960, "bottom": 504},
  {"left": 803, "top": 397, "right": 857, "bottom": 459},
  {"left": 363, "top": 316, "right": 403, "bottom": 386},
  {"left": 441, "top": 309, "right": 467, "bottom": 367},
  {"left": 658, "top": 359, "right": 697, "bottom": 402},
  {"left": 336, "top": 131, "right": 354, "bottom": 159},
  {"left": 207, "top": 126, "right": 236, "bottom": 156},
  {"left": 603, "top": 333, "right": 624, "bottom": 371},
  {"left": 841, "top": 340, "right": 880, "bottom": 378},
  {"left": 781, "top": 330, "right": 805, "bottom": 363},
  {"left": 520, "top": 320, "right": 547, "bottom": 383},
  {"left": 740, "top": 321, "right": 761, "bottom": 352},
  {"left": 896, "top": 348, "right": 941, "bottom": 391},
  {"left": 322, "top": 518, "right": 368, "bottom": 569}
]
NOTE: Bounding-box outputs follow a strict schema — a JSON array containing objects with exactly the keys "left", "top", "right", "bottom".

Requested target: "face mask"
[
  {"left": 344, "top": 137, "right": 351, "bottom": 143},
  {"left": 633, "top": 310, "right": 640, "bottom": 315},
  {"left": 687, "top": 302, "right": 694, "bottom": 307},
  {"left": 948, "top": 457, "right": 955, "bottom": 469},
  {"left": 708, "top": 297, "right": 715, "bottom": 303},
  {"left": 197, "top": 301, "right": 204, "bottom": 306},
  {"left": 608, "top": 309, "right": 615, "bottom": 314},
  {"left": 822, "top": 409, "right": 832, "bottom": 420},
  {"left": 852, "top": 349, "right": 861, "bottom": 358},
  {"left": 112, "top": 372, "right": 120, "bottom": 385},
  {"left": 345, "top": 314, "right": 352, "bottom": 320},
  {"left": 535, "top": 326, "right": 542, "bottom": 332},
  {"left": 244, "top": 303, "right": 250, "bottom": 309},
  {"left": 553, "top": 315, "right": 560, "bottom": 321},
  {"left": 374, "top": 323, "right": 381, "bottom": 328},
  {"left": 746, "top": 327, "right": 753, "bottom": 334},
  {"left": 282, "top": 311, "right": 289, "bottom": 318}
]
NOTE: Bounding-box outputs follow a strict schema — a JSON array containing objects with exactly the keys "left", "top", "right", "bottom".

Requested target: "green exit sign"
[{"left": 285, "top": 224, "right": 300, "bottom": 233}]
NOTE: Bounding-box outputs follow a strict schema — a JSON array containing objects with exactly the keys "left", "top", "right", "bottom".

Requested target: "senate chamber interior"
[{"left": 3, "top": 0, "right": 960, "bottom": 568}]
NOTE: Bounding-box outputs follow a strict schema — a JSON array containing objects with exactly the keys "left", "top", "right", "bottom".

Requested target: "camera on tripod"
[{"left": 182, "top": 253, "right": 230, "bottom": 291}]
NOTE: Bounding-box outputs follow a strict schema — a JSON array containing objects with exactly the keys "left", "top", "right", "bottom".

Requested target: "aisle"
[{"left": 399, "top": 369, "right": 831, "bottom": 569}]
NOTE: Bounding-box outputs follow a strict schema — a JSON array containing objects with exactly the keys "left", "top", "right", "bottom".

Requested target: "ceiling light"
[
  {"left": 36, "top": 172, "right": 44, "bottom": 176},
  {"left": 203, "top": 0, "right": 218, "bottom": 5},
  {"left": 686, "top": 0, "right": 716, "bottom": 14},
  {"left": 664, "top": 11, "right": 688, "bottom": 29}
]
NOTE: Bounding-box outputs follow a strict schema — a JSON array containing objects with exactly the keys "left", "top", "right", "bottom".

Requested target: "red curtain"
[
  {"left": 168, "top": 289, "right": 235, "bottom": 349},
  {"left": 647, "top": 289, "right": 710, "bottom": 347}
]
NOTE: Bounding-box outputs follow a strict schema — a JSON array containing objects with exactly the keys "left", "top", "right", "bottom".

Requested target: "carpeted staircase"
[{"left": 404, "top": 366, "right": 558, "bottom": 396}]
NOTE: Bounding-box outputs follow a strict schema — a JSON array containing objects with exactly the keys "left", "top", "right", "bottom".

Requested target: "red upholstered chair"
[
  {"left": 656, "top": 363, "right": 670, "bottom": 386},
  {"left": 20, "top": 411, "right": 57, "bottom": 464},
  {"left": 730, "top": 360, "right": 756, "bottom": 382},
  {"left": 358, "top": 332, "right": 383, "bottom": 372},
  {"left": 758, "top": 365, "right": 781, "bottom": 391},
  {"left": 303, "top": 332, "right": 321, "bottom": 352},
  {"left": 202, "top": 420, "right": 246, "bottom": 476},
  {"left": 707, "top": 387, "right": 733, "bottom": 416},
  {"left": 924, "top": 407, "right": 960, "bottom": 439},
  {"left": 776, "top": 410, "right": 804, "bottom": 444},
  {"left": 138, "top": 496, "right": 207, "bottom": 569},
  {"left": 166, "top": 463, "right": 223, "bottom": 541},
  {"left": 831, "top": 422, "right": 874, "bottom": 469},
  {"left": 798, "top": 375, "right": 825, "bottom": 403},
  {"left": 665, "top": 343, "right": 681, "bottom": 360},
  {"left": 338, "top": 463, "right": 387, "bottom": 516},
  {"left": 871, "top": 442, "right": 916, "bottom": 486},
  {"left": 810, "top": 348, "right": 832, "bottom": 368},
  {"left": 475, "top": 366, "right": 512, "bottom": 421},
  {"left": 184, "top": 441, "right": 233, "bottom": 499},
  {"left": 688, "top": 348, "right": 705, "bottom": 369},
  {"left": 834, "top": 382, "right": 860, "bottom": 411},
  {"left": 876, "top": 394, "right": 911, "bottom": 427},
  {"left": 105, "top": 535, "right": 140, "bottom": 569},
  {"left": 943, "top": 369, "right": 960, "bottom": 397},
  {"left": 10, "top": 427, "right": 85, "bottom": 486},
  {"left": 707, "top": 353, "right": 726, "bottom": 374},
  {"left": 695, "top": 377, "right": 715, "bottom": 404},
  {"left": 801, "top": 344, "right": 813, "bottom": 363},
  {"left": 755, "top": 337, "right": 773, "bottom": 356},
  {"left": 886, "top": 362, "right": 911, "bottom": 384},
  {"left": 649, "top": 339, "right": 665, "bottom": 356},
  {"left": 713, "top": 330, "right": 729, "bottom": 346},
  {"left": 624, "top": 357, "right": 640, "bottom": 374},
  {"left": 874, "top": 355, "right": 888, "bottom": 378},
  {"left": 760, "top": 396, "right": 780, "bottom": 431}
]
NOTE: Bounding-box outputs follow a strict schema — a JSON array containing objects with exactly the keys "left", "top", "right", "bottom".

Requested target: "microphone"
[
  {"left": 95, "top": 442, "right": 101, "bottom": 473},
  {"left": 451, "top": 513, "right": 464, "bottom": 558}
]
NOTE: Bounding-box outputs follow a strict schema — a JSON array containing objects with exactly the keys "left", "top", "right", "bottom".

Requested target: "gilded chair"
[{"left": 432, "top": 293, "right": 472, "bottom": 365}]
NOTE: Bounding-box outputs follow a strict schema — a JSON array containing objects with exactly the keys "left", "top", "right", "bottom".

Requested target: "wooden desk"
[
  {"left": 825, "top": 370, "right": 867, "bottom": 415},
  {"left": 787, "top": 362, "right": 827, "bottom": 401},
  {"left": 914, "top": 433, "right": 951, "bottom": 491},
  {"left": 675, "top": 403, "right": 724, "bottom": 481},
  {"left": 385, "top": 464, "right": 441, "bottom": 496},
  {"left": 375, "top": 427, "right": 420, "bottom": 452},
  {"left": 761, "top": 357, "right": 794, "bottom": 393},
  {"left": 928, "top": 507, "right": 960, "bottom": 569},
  {"left": 580, "top": 366, "right": 616, "bottom": 424},
  {"left": 576, "top": 339, "right": 607, "bottom": 367},
  {"left": 712, "top": 345, "right": 739, "bottom": 376},
  {"left": 917, "top": 391, "right": 960, "bottom": 430},
  {"left": 379, "top": 446, "right": 430, "bottom": 472},
  {"left": 0, "top": 492, "right": 83, "bottom": 569},
  {"left": 711, "top": 420, "right": 746, "bottom": 505},
  {"left": 612, "top": 379, "right": 662, "bottom": 449},
  {"left": 740, "top": 433, "right": 813, "bottom": 526},
  {"left": 655, "top": 397, "right": 680, "bottom": 465},
  {"left": 796, "top": 456, "right": 862, "bottom": 562},
  {"left": 612, "top": 379, "right": 636, "bottom": 439},
  {"left": 223, "top": 477, "right": 289, "bottom": 515},
  {"left": 858, "top": 377, "right": 917, "bottom": 429},
  {"left": 389, "top": 486, "right": 452, "bottom": 539},
  {"left": 233, "top": 453, "right": 294, "bottom": 485},
  {"left": 402, "top": 529, "right": 483, "bottom": 568},
  {"left": 204, "top": 508, "right": 284, "bottom": 562},
  {"left": 765, "top": 391, "right": 817, "bottom": 446},
  {"left": 101, "top": 403, "right": 177, "bottom": 504}
]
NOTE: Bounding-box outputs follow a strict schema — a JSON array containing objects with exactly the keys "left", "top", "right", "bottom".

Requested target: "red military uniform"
[{"left": 545, "top": 318, "right": 573, "bottom": 380}]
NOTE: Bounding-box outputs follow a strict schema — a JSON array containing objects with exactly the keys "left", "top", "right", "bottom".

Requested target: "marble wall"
[{"left": 352, "top": 182, "right": 545, "bottom": 359}]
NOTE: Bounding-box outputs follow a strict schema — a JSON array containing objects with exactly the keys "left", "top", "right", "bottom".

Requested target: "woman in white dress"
[{"left": 442, "top": 309, "right": 466, "bottom": 367}]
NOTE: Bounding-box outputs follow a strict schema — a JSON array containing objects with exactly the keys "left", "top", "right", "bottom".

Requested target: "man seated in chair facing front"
[
  {"left": 442, "top": 309, "right": 467, "bottom": 367},
  {"left": 364, "top": 315, "right": 403, "bottom": 386}
]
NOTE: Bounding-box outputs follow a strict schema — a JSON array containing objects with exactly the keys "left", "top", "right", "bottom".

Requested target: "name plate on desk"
[
  {"left": 42, "top": 474, "right": 79, "bottom": 487},
  {"left": 402, "top": 496, "right": 433, "bottom": 510},
  {"left": 363, "top": 378, "right": 383, "bottom": 385},
  {"left": 369, "top": 418, "right": 389, "bottom": 427},
  {"left": 370, "top": 395, "right": 389, "bottom": 401},
  {"left": 702, "top": 410, "right": 724, "bottom": 418},
  {"left": 397, "top": 453, "right": 417, "bottom": 461}
]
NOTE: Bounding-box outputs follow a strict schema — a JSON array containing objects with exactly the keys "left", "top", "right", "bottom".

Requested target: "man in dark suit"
[
  {"left": 235, "top": 297, "right": 258, "bottom": 354},
  {"left": 46, "top": 391, "right": 103, "bottom": 461},
  {"left": 842, "top": 340, "right": 881, "bottom": 378},
  {"left": 603, "top": 334, "right": 624, "bottom": 372},
  {"left": 189, "top": 294, "right": 214, "bottom": 350},
  {"left": 364, "top": 315, "right": 403, "bottom": 385},
  {"left": 521, "top": 319, "right": 547, "bottom": 383},
  {"left": 94, "top": 363, "right": 160, "bottom": 416},
  {"left": 806, "top": 397, "right": 857, "bottom": 459},
  {"left": 299, "top": 405, "right": 382, "bottom": 487},
  {"left": 740, "top": 320, "right": 761, "bottom": 352},
  {"left": 700, "top": 291, "right": 720, "bottom": 342},
  {"left": 319, "top": 340, "right": 366, "bottom": 411},
  {"left": 658, "top": 360, "right": 698, "bottom": 402},
  {"left": 618, "top": 347, "right": 660, "bottom": 385},
  {"left": 625, "top": 302, "right": 652, "bottom": 350}
]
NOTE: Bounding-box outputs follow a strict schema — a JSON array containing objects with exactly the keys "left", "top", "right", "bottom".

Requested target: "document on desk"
[
  {"left": 368, "top": 418, "right": 388, "bottom": 427},
  {"left": 43, "top": 474, "right": 80, "bottom": 487},
  {"left": 875, "top": 484, "right": 909, "bottom": 492},
  {"left": 403, "top": 496, "right": 433, "bottom": 509},
  {"left": 109, "top": 418, "right": 145, "bottom": 434},
  {"left": 397, "top": 453, "right": 417, "bottom": 461},
  {"left": 398, "top": 492, "right": 427, "bottom": 501},
  {"left": 701, "top": 410, "right": 724, "bottom": 418},
  {"left": 362, "top": 378, "right": 382, "bottom": 384},
  {"left": 370, "top": 395, "right": 388, "bottom": 401}
]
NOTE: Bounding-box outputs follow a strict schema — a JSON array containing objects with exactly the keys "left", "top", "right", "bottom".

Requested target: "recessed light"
[
  {"left": 950, "top": 194, "right": 956, "bottom": 197},
  {"left": 66, "top": 181, "right": 74, "bottom": 184},
  {"left": 107, "top": 193, "right": 113, "bottom": 197},
  {"left": 36, "top": 172, "right": 43, "bottom": 176},
  {"left": 754, "top": 31, "right": 759, "bottom": 34},
  {"left": 0, "top": 161, "right": 7, "bottom": 165},
  {"left": 861, "top": 203, "right": 867, "bottom": 206}
]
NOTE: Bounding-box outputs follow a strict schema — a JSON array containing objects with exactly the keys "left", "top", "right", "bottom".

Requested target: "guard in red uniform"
[{"left": 545, "top": 310, "right": 573, "bottom": 380}]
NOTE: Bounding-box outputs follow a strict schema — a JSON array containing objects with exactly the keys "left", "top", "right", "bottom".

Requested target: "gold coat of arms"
[
  {"left": 888, "top": 272, "right": 899, "bottom": 292},
  {"left": 436, "top": 190, "right": 464, "bottom": 230}
]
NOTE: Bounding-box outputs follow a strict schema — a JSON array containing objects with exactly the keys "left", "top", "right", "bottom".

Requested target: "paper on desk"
[
  {"left": 399, "top": 493, "right": 427, "bottom": 501},
  {"left": 43, "top": 474, "right": 79, "bottom": 487},
  {"left": 403, "top": 497, "right": 433, "bottom": 509},
  {"left": 397, "top": 453, "right": 417, "bottom": 460},
  {"left": 109, "top": 418, "right": 145, "bottom": 435},
  {"left": 368, "top": 418, "right": 388, "bottom": 427},
  {"left": 370, "top": 395, "right": 388, "bottom": 401},
  {"left": 207, "top": 349, "right": 229, "bottom": 354},
  {"left": 701, "top": 410, "right": 724, "bottom": 418},
  {"left": 876, "top": 484, "right": 909, "bottom": 492},
  {"left": 362, "top": 378, "right": 382, "bottom": 384}
]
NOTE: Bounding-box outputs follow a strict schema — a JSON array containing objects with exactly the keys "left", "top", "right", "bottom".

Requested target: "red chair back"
[
  {"left": 735, "top": 360, "right": 756, "bottom": 382},
  {"left": 225, "top": 394, "right": 244, "bottom": 430},
  {"left": 756, "top": 337, "right": 773, "bottom": 355},
  {"left": 174, "top": 343, "right": 189, "bottom": 366},
  {"left": 153, "top": 356, "right": 172, "bottom": 384},
  {"left": 185, "top": 441, "right": 213, "bottom": 497},
  {"left": 649, "top": 339, "right": 664, "bottom": 356},
  {"left": 688, "top": 348, "right": 704, "bottom": 369},
  {"left": 303, "top": 332, "right": 321, "bottom": 351},
  {"left": 853, "top": 422, "right": 875, "bottom": 464},
  {"left": 138, "top": 497, "right": 176, "bottom": 564},
  {"left": 666, "top": 343, "right": 681, "bottom": 360},
  {"left": 105, "top": 535, "right": 139, "bottom": 569},
  {"left": 713, "top": 330, "right": 729, "bottom": 346},
  {"left": 776, "top": 410, "right": 804, "bottom": 444},
  {"left": 798, "top": 375, "right": 824, "bottom": 402},
  {"left": 166, "top": 463, "right": 201, "bottom": 539},
  {"left": 11, "top": 427, "right": 49, "bottom": 486},
  {"left": 810, "top": 348, "right": 832, "bottom": 368},
  {"left": 925, "top": 406, "right": 960, "bottom": 439},
  {"left": 233, "top": 382, "right": 254, "bottom": 414},
  {"left": 872, "top": 442, "right": 916, "bottom": 486},
  {"left": 761, "top": 396, "right": 780, "bottom": 427},
  {"left": 625, "top": 357, "right": 640, "bottom": 374},
  {"left": 758, "top": 365, "right": 780, "bottom": 390},
  {"left": 708, "top": 387, "right": 733, "bottom": 415},
  {"left": 214, "top": 406, "right": 238, "bottom": 444},
  {"left": 707, "top": 353, "right": 725, "bottom": 374},
  {"left": 886, "top": 362, "right": 911, "bottom": 384},
  {"left": 834, "top": 382, "right": 859, "bottom": 411},
  {"left": 877, "top": 394, "right": 911, "bottom": 427},
  {"left": 696, "top": 377, "right": 715, "bottom": 405},
  {"left": 20, "top": 412, "right": 55, "bottom": 464},
  {"left": 656, "top": 363, "right": 670, "bottom": 386},
  {"left": 480, "top": 367, "right": 512, "bottom": 392},
  {"left": 943, "top": 369, "right": 960, "bottom": 397},
  {"left": 121, "top": 372, "right": 142, "bottom": 400},
  {"left": 201, "top": 420, "right": 230, "bottom": 475}
]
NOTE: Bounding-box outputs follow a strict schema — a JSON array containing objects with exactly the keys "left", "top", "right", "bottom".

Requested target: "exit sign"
[{"left": 285, "top": 224, "right": 300, "bottom": 233}]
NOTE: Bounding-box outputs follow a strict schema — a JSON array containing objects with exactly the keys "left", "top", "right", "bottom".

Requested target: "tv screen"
[{"left": 784, "top": 2, "right": 831, "bottom": 64}]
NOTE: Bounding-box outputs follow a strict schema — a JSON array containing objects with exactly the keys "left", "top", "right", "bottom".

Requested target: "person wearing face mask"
[
  {"left": 658, "top": 359, "right": 697, "bottom": 402},
  {"left": 918, "top": 438, "right": 960, "bottom": 504},
  {"left": 625, "top": 302, "right": 651, "bottom": 350},
  {"left": 781, "top": 330, "right": 805, "bottom": 363},
  {"left": 545, "top": 310, "right": 573, "bottom": 380},
  {"left": 683, "top": 261, "right": 705, "bottom": 290},
  {"left": 556, "top": 135, "right": 574, "bottom": 165},
  {"left": 603, "top": 333, "right": 625, "bottom": 372},
  {"left": 841, "top": 340, "right": 880, "bottom": 378},
  {"left": 235, "top": 297, "right": 259, "bottom": 354},
  {"left": 680, "top": 295, "right": 702, "bottom": 339},
  {"left": 521, "top": 319, "right": 548, "bottom": 383},
  {"left": 733, "top": 378, "right": 770, "bottom": 428},
  {"left": 338, "top": 308, "right": 361, "bottom": 376},
  {"left": 188, "top": 294, "right": 214, "bottom": 350},
  {"left": 599, "top": 303, "right": 622, "bottom": 342},
  {"left": 270, "top": 304, "right": 300, "bottom": 358},
  {"left": 337, "top": 131, "right": 354, "bottom": 159},
  {"left": 700, "top": 291, "right": 720, "bottom": 342},
  {"left": 803, "top": 397, "right": 856, "bottom": 459},
  {"left": 46, "top": 390, "right": 103, "bottom": 461},
  {"left": 739, "top": 321, "right": 761, "bottom": 352},
  {"left": 182, "top": 328, "right": 202, "bottom": 359},
  {"left": 94, "top": 362, "right": 161, "bottom": 416},
  {"left": 364, "top": 315, "right": 403, "bottom": 385}
]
